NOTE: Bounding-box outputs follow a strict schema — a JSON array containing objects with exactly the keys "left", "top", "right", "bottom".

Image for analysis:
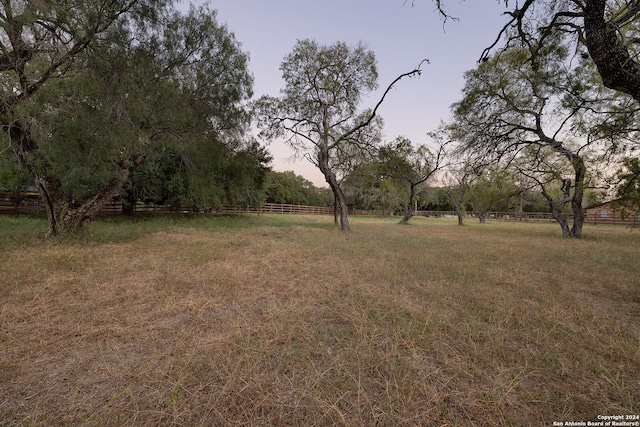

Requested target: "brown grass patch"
[{"left": 1, "top": 215, "right": 638, "bottom": 425}]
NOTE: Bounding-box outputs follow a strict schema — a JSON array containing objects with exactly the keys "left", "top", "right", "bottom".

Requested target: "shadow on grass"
[{"left": 0, "top": 213, "right": 341, "bottom": 250}]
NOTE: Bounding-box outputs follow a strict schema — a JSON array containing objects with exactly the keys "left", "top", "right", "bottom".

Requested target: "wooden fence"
[
  {"left": 0, "top": 198, "right": 41, "bottom": 215},
  {"left": 2, "top": 198, "right": 638, "bottom": 225}
]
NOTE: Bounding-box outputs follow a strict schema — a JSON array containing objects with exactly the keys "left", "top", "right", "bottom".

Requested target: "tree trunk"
[
  {"left": 58, "top": 170, "right": 139, "bottom": 234},
  {"left": 584, "top": 0, "right": 640, "bottom": 102},
  {"left": 398, "top": 184, "right": 417, "bottom": 224},
  {"left": 541, "top": 178, "right": 572, "bottom": 238},
  {"left": 121, "top": 186, "right": 137, "bottom": 215},
  {"left": 326, "top": 175, "right": 350, "bottom": 231},
  {"left": 478, "top": 211, "right": 488, "bottom": 223},
  {"left": 5, "top": 120, "right": 143, "bottom": 237},
  {"left": 319, "top": 146, "right": 349, "bottom": 230},
  {"left": 568, "top": 157, "right": 587, "bottom": 238}
]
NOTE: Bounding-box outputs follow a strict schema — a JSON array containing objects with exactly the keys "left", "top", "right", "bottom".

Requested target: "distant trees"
[
  {"left": 442, "top": 160, "right": 479, "bottom": 226},
  {"left": 613, "top": 158, "right": 640, "bottom": 216},
  {"left": 342, "top": 161, "right": 405, "bottom": 215},
  {"left": 255, "top": 39, "right": 425, "bottom": 230},
  {"left": 264, "top": 171, "right": 333, "bottom": 206},
  {"left": 466, "top": 169, "right": 520, "bottom": 223}
]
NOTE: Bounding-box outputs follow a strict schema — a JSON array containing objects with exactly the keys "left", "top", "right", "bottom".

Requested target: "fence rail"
[
  {"left": 0, "top": 198, "right": 41, "bottom": 215},
  {"left": 2, "top": 198, "right": 638, "bottom": 225}
]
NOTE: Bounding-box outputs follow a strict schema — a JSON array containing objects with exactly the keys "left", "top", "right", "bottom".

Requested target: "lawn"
[{"left": 0, "top": 214, "right": 638, "bottom": 426}]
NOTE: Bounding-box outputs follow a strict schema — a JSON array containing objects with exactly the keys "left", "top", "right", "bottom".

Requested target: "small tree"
[
  {"left": 466, "top": 168, "right": 520, "bottom": 223},
  {"left": 378, "top": 136, "right": 447, "bottom": 224},
  {"left": 443, "top": 160, "right": 479, "bottom": 226},
  {"left": 255, "top": 39, "right": 425, "bottom": 230}
]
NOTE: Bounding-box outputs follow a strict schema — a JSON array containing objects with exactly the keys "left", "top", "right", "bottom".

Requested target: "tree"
[
  {"left": 448, "top": 34, "right": 618, "bottom": 237},
  {"left": 378, "top": 136, "right": 447, "bottom": 224},
  {"left": 254, "top": 39, "right": 425, "bottom": 230},
  {"left": 420, "top": 186, "right": 456, "bottom": 211},
  {"left": 342, "top": 161, "right": 405, "bottom": 215},
  {"left": 514, "top": 146, "right": 586, "bottom": 235},
  {"left": 443, "top": 160, "right": 478, "bottom": 226},
  {"left": 466, "top": 168, "right": 520, "bottom": 223},
  {"left": 0, "top": 0, "right": 168, "bottom": 236},
  {"left": 0, "top": 2, "right": 254, "bottom": 236},
  {"left": 613, "top": 157, "right": 640, "bottom": 217},
  {"left": 426, "top": 0, "right": 640, "bottom": 103}
]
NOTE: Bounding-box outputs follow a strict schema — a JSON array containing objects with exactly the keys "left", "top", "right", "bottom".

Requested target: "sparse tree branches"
[
  {"left": 471, "top": 0, "right": 640, "bottom": 102},
  {"left": 378, "top": 135, "right": 448, "bottom": 224},
  {"left": 254, "top": 39, "right": 425, "bottom": 230}
]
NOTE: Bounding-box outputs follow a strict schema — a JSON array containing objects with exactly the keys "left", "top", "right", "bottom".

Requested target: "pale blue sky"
[{"left": 183, "top": 1, "right": 510, "bottom": 186}]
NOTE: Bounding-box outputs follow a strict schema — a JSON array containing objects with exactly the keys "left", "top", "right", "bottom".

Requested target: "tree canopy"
[
  {"left": 255, "top": 39, "right": 425, "bottom": 230},
  {"left": 448, "top": 27, "right": 632, "bottom": 237},
  {"left": 0, "top": 1, "right": 264, "bottom": 236}
]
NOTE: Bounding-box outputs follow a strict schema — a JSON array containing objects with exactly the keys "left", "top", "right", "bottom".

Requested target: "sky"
[{"left": 181, "top": 1, "right": 511, "bottom": 186}]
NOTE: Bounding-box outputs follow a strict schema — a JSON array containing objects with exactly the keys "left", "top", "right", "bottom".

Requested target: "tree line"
[{"left": 1, "top": 0, "right": 639, "bottom": 238}]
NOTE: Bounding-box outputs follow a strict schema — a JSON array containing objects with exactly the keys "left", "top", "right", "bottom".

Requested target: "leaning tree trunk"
[
  {"left": 325, "top": 174, "right": 350, "bottom": 231},
  {"left": 398, "top": 184, "right": 417, "bottom": 224},
  {"left": 542, "top": 179, "right": 572, "bottom": 238},
  {"left": 57, "top": 168, "right": 142, "bottom": 234},
  {"left": 318, "top": 146, "right": 350, "bottom": 230},
  {"left": 6, "top": 121, "right": 143, "bottom": 237}
]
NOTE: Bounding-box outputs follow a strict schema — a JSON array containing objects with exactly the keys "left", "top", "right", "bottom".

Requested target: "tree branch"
[{"left": 332, "top": 60, "right": 428, "bottom": 148}]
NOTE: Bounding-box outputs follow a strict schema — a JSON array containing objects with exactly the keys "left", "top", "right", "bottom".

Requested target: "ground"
[{"left": 0, "top": 215, "right": 638, "bottom": 426}]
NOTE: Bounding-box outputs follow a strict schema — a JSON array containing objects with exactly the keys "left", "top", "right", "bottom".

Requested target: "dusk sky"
[{"left": 183, "top": 1, "right": 511, "bottom": 186}]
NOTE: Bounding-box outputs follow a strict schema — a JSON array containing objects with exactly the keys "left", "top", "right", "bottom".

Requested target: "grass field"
[{"left": 0, "top": 214, "right": 638, "bottom": 426}]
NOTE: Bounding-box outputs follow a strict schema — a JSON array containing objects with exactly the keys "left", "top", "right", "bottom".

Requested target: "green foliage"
[
  {"left": 3, "top": 2, "right": 265, "bottom": 214},
  {"left": 616, "top": 157, "right": 640, "bottom": 202},
  {"left": 254, "top": 39, "right": 381, "bottom": 150},
  {"left": 0, "top": 146, "right": 33, "bottom": 194},
  {"left": 466, "top": 169, "right": 520, "bottom": 218},
  {"left": 613, "top": 158, "right": 640, "bottom": 217},
  {"left": 420, "top": 187, "right": 455, "bottom": 211},
  {"left": 264, "top": 171, "right": 332, "bottom": 206},
  {"left": 342, "top": 162, "right": 404, "bottom": 213}
]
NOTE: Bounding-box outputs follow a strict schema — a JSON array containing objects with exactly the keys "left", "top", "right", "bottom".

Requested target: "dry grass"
[{"left": 0, "top": 214, "right": 638, "bottom": 426}]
